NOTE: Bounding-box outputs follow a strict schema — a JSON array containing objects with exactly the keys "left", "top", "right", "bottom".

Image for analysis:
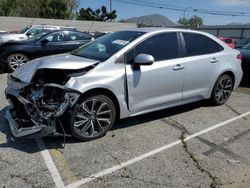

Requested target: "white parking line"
[
  {"left": 36, "top": 138, "right": 65, "bottom": 188},
  {"left": 66, "top": 111, "right": 250, "bottom": 188}
]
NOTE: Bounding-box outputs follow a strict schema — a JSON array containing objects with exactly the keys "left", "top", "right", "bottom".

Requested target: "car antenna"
[{"left": 30, "top": 18, "right": 35, "bottom": 26}]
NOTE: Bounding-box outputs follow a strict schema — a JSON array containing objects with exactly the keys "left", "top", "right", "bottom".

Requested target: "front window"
[
  {"left": 71, "top": 31, "right": 145, "bottom": 61},
  {"left": 26, "top": 32, "right": 48, "bottom": 42}
]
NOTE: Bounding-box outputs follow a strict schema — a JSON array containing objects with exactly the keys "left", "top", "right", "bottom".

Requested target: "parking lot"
[{"left": 0, "top": 72, "right": 250, "bottom": 188}]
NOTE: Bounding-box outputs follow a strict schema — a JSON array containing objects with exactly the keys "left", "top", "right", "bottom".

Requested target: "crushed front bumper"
[
  {"left": 5, "top": 74, "right": 80, "bottom": 138},
  {"left": 5, "top": 108, "right": 56, "bottom": 138}
]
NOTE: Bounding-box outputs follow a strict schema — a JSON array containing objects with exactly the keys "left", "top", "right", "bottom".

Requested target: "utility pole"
[{"left": 110, "top": 0, "right": 112, "bottom": 13}]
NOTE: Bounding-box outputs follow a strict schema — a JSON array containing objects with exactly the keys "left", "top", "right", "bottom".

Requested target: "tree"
[
  {"left": 66, "top": 0, "right": 80, "bottom": 19},
  {"left": 77, "top": 6, "right": 117, "bottom": 21},
  {"left": 0, "top": 0, "right": 16, "bottom": 16},
  {"left": 0, "top": 0, "right": 80, "bottom": 19},
  {"left": 178, "top": 15, "right": 203, "bottom": 27}
]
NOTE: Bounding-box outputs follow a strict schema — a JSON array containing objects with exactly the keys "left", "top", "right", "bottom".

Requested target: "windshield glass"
[
  {"left": 26, "top": 32, "right": 48, "bottom": 42},
  {"left": 71, "top": 31, "right": 145, "bottom": 61},
  {"left": 19, "top": 26, "right": 31, "bottom": 34}
]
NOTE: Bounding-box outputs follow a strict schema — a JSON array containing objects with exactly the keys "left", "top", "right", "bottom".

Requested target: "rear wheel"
[
  {"left": 7, "top": 53, "right": 29, "bottom": 72},
  {"left": 211, "top": 74, "right": 233, "bottom": 105},
  {"left": 71, "top": 95, "right": 116, "bottom": 141}
]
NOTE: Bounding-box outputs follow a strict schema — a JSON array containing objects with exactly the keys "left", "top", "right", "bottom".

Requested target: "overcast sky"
[{"left": 80, "top": 0, "right": 250, "bottom": 25}]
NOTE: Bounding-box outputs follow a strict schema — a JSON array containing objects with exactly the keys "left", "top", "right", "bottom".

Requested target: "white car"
[
  {"left": 5, "top": 28, "right": 243, "bottom": 141},
  {"left": 0, "top": 25, "right": 77, "bottom": 44}
]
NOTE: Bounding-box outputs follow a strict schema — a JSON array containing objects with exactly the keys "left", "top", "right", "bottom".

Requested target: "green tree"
[
  {"left": 0, "top": 0, "right": 16, "bottom": 16},
  {"left": 66, "top": 0, "right": 80, "bottom": 19},
  {"left": 178, "top": 15, "right": 203, "bottom": 27},
  {"left": 77, "top": 6, "right": 117, "bottom": 21},
  {"left": 13, "top": 0, "right": 41, "bottom": 17}
]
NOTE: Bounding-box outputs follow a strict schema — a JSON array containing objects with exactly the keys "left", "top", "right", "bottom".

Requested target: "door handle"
[
  {"left": 210, "top": 58, "right": 218, "bottom": 63},
  {"left": 173, "top": 64, "right": 184, "bottom": 71},
  {"left": 59, "top": 45, "right": 65, "bottom": 49}
]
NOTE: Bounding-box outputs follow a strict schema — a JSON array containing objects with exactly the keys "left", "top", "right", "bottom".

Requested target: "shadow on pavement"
[{"left": 44, "top": 100, "right": 210, "bottom": 149}]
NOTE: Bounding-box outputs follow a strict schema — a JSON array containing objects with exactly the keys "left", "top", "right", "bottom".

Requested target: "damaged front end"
[{"left": 5, "top": 69, "right": 85, "bottom": 138}]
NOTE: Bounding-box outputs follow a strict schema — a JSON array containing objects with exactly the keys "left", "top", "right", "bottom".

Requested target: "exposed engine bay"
[{"left": 5, "top": 68, "right": 93, "bottom": 138}]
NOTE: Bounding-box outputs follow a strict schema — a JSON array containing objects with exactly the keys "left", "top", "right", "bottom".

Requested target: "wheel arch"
[{"left": 80, "top": 88, "right": 120, "bottom": 122}]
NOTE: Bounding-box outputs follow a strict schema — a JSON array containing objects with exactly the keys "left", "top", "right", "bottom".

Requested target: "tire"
[
  {"left": 210, "top": 74, "right": 233, "bottom": 106},
  {"left": 71, "top": 95, "right": 116, "bottom": 141},
  {"left": 7, "top": 53, "right": 29, "bottom": 72}
]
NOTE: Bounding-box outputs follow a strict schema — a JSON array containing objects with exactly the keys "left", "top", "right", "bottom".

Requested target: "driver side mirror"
[
  {"left": 41, "top": 39, "right": 49, "bottom": 45},
  {"left": 133, "top": 54, "right": 154, "bottom": 69}
]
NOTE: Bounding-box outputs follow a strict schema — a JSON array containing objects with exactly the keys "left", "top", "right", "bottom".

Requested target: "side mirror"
[
  {"left": 133, "top": 54, "right": 154, "bottom": 69},
  {"left": 26, "top": 32, "right": 33, "bottom": 38},
  {"left": 41, "top": 39, "right": 49, "bottom": 45}
]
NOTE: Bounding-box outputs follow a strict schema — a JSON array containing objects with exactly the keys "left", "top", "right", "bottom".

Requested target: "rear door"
[
  {"left": 125, "top": 32, "right": 185, "bottom": 113},
  {"left": 181, "top": 32, "right": 224, "bottom": 100}
]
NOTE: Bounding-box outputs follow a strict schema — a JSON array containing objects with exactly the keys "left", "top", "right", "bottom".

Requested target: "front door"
[{"left": 125, "top": 32, "right": 185, "bottom": 114}]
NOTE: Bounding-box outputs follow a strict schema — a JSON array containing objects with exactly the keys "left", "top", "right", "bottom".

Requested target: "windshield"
[
  {"left": 26, "top": 32, "right": 48, "bottom": 42},
  {"left": 19, "top": 26, "right": 31, "bottom": 34},
  {"left": 71, "top": 31, "right": 145, "bottom": 61}
]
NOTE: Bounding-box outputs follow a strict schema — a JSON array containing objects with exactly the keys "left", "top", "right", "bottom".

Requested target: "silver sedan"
[{"left": 5, "top": 28, "right": 243, "bottom": 141}]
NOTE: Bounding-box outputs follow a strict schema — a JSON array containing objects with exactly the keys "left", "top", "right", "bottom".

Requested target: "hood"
[
  {"left": 0, "top": 34, "right": 27, "bottom": 43},
  {"left": 12, "top": 53, "right": 100, "bottom": 83}
]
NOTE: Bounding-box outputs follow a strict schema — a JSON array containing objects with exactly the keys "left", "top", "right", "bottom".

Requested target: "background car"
[
  {"left": 0, "top": 30, "right": 94, "bottom": 71},
  {"left": 219, "top": 37, "right": 235, "bottom": 48},
  {"left": 0, "top": 25, "right": 77, "bottom": 44},
  {"left": 235, "top": 38, "right": 250, "bottom": 49},
  {"left": 238, "top": 43, "right": 250, "bottom": 83}
]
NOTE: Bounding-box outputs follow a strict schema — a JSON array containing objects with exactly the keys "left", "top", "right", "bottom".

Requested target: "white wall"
[{"left": 0, "top": 16, "right": 137, "bottom": 32}]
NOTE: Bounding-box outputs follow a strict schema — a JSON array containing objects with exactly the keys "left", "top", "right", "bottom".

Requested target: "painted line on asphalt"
[
  {"left": 66, "top": 111, "right": 250, "bottom": 188},
  {"left": 36, "top": 138, "right": 65, "bottom": 188}
]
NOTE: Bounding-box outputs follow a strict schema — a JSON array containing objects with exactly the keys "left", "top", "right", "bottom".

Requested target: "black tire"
[
  {"left": 210, "top": 74, "right": 233, "bottom": 106},
  {"left": 71, "top": 95, "right": 116, "bottom": 141},
  {"left": 7, "top": 53, "right": 29, "bottom": 72}
]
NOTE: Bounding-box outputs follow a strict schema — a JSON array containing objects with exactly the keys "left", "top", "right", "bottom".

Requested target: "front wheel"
[
  {"left": 71, "top": 95, "right": 116, "bottom": 141},
  {"left": 7, "top": 53, "right": 29, "bottom": 72},
  {"left": 210, "top": 74, "right": 233, "bottom": 106}
]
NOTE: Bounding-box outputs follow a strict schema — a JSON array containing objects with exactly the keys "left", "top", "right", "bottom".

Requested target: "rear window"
[{"left": 183, "top": 33, "right": 223, "bottom": 56}]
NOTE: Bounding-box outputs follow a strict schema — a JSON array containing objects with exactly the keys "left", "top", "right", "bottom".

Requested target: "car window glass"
[
  {"left": 225, "top": 39, "right": 232, "bottom": 44},
  {"left": 45, "top": 32, "right": 65, "bottom": 43},
  {"left": 27, "top": 26, "right": 43, "bottom": 36},
  {"left": 134, "top": 32, "right": 179, "bottom": 61},
  {"left": 183, "top": 33, "right": 207, "bottom": 56},
  {"left": 71, "top": 31, "right": 145, "bottom": 61},
  {"left": 206, "top": 37, "right": 223, "bottom": 53},
  {"left": 184, "top": 33, "right": 223, "bottom": 56},
  {"left": 66, "top": 32, "right": 92, "bottom": 41}
]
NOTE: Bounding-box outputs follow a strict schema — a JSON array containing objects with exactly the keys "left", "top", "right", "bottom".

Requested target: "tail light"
[{"left": 237, "top": 53, "right": 242, "bottom": 60}]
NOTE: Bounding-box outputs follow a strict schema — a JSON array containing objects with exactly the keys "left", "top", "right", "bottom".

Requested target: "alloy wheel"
[
  {"left": 73, "top": 97, "right": 114, "bottom": 139},
  {"left": 214, "top": 76, "right": 233, "bottom": 104},
  {"left": 7, "top": 53, "right": 29, "bottom": 71}
]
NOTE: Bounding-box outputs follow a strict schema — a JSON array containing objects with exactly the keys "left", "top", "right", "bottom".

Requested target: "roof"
[{"left": 124, "top": 27, "right": 212, "bottom": 36}]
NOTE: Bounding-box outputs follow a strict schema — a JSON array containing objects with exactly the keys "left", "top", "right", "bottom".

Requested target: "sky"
[{"left": 79, "top": 0, "right": 250, "bottom": 25}]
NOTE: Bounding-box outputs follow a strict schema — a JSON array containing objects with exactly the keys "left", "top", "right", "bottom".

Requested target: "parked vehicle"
[
  {"left": 0, "top": 30, "right": 94, "bottom": 71},
  {"left": 0, "top": 25, "right": 77, "bottom": 44},
  {"left": 5, "top": 28, "right": 243, "bottom": 141},
  {"left": 0, "top": 30, "right": 7, "bottom": 34},
  {"left": 219, "top": 37, "right": 235, "bottom": 48},
  {"left": 238, "top": 43, "right": 250, "bottom": 83},
  {"left": 235, "top": 38, "right": 250, "bottom": 49}
]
